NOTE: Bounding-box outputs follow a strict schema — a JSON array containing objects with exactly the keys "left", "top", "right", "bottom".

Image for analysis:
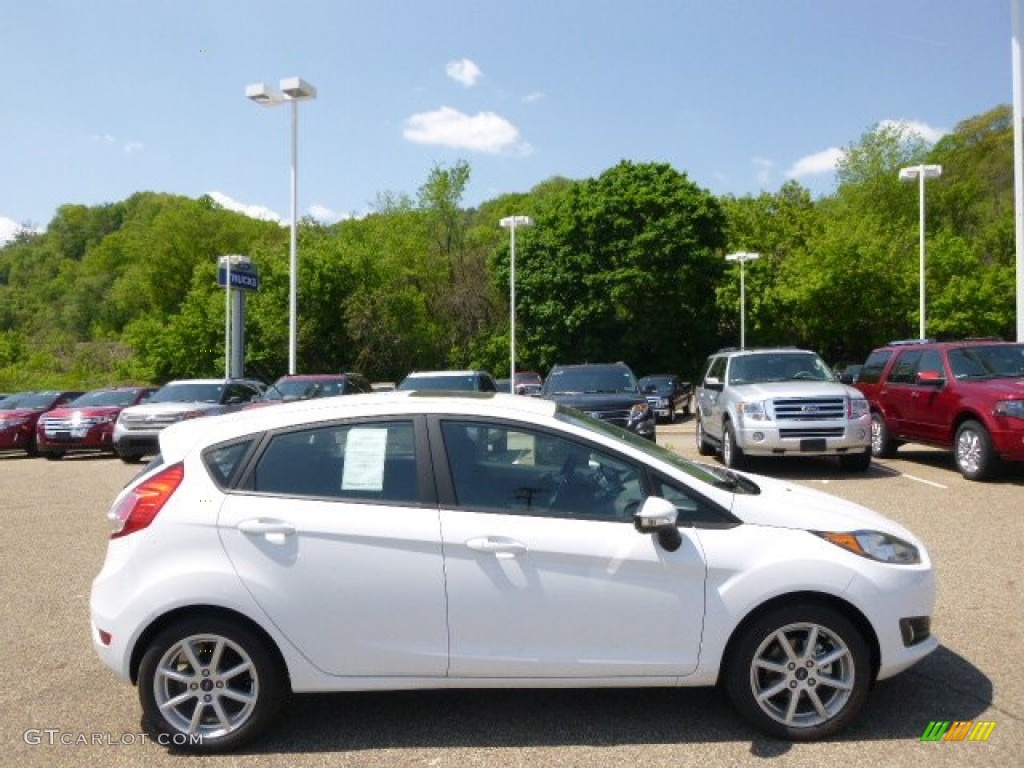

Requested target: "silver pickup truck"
[{"left": 694, "top": 348, "right": 871, "bottom": 471}]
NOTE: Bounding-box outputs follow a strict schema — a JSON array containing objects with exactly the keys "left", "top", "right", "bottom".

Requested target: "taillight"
[{"left": 107, "top": 462, "right": 184, "bottom": 539}]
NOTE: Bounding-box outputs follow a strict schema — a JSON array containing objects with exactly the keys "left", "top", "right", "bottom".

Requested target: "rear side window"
[
  {"left": 251, "top": 420, "right": 419, "bottom": 504},
  {"left": 858, "top": 349, "right": 893, "bottom": 385},
  {"left": 203, "top": 440, "right": 255, "bottom": 489}
]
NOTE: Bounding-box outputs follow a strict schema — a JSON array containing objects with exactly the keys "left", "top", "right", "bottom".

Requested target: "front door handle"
[
  {"left": 465, "top": 536, "right": 527, "bottom": 559},
  {"left": 237, "top": 518, "right": 296, "bottom": 537}
]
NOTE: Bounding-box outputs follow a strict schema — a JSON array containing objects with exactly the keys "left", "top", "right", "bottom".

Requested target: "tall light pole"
[
  {"left": 725, "top": 252, "right": 760, "bottom": 349},
  {"left": 899, "top": 164, "right": 943, "bottom": 340},
  {"left": 246, "top": 77, "right": 317, "bottom": 374},
  {"left": 1013, "top": 0, "right": 1024, "bottom": 341},
  {"left": 500, "top": 215, "right": 534, "bottom": 388}
]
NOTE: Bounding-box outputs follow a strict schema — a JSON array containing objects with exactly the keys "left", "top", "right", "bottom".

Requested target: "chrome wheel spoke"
[
  {"left": 221, "top": 660, "right": 254, "bottom": 682},
  {"left": 159, "top": 690, "right": 195, "bottom": 711},
  {"left": 784, "top": 689, "right": 802, "bottom": 724},
  {"left": 806, "top": 687, "right": 828, "bottom": 719},
  {"left": 756, "top": 679, "right": 789, "bottom": 701},
  {"left": 220, "top": 687, "right": 256, "bottom": 705}
]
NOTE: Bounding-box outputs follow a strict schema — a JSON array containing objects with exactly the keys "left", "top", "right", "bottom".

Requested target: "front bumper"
[{"left": 735, "top": 418, "right": 871, "bottom": 457}]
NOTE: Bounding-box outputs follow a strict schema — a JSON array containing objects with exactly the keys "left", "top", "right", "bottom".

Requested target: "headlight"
[
  {"left": 848, "top": 398, "right": 869, "bottom": 419},
  {"left": 815, "top": 530, "right": 921, "bottom": 565},
  {"left": 737, "top": 401, "right": 768, "bottom": 421},
  {"left": 994, "top": 399, "right": 1024, "bottom": 419}
]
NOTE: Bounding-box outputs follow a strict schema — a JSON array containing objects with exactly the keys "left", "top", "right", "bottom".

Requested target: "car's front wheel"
[
  {"left": 725, "top": 602, "right": 871, "bottom": 741},
  {"left": 955, "top": 420, "right": 998, "bottom": 481},
  {"left": 695, "top": 417, "right": 715, "bottom": 456},
  {"left": 138, "top": 617, "right": 286, "bottom": 753},
  {"left": 838, "top": 450, "right": 871, "bottom": 472},
  {"left": 722, "top": 422, "right": 746, "bottom": 469}
]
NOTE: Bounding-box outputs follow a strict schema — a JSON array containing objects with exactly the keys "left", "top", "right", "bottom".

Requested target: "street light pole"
[
  {"left": 899, "top": 164, "right": 943, "bottom": 340},
  {"left": 246, "top": 77, "right": 317, "bottom": 374},
  {"left": 725, "top": 252, "right": 760, "bottom": 349},
  {"left": 499, "top": 215, "right": 534, "bottom": 389}
]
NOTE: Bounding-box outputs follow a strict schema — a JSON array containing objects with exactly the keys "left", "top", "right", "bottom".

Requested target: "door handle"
[
  {"left": 465, "top": 537, "right": 527, "bottom": 559},
  {"left": 237, "top": 518, "right": 296, "bottom": 536}
]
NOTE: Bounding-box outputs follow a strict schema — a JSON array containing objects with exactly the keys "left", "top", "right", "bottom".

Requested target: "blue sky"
[{"left": 0, "top": 1, "right": 1013, "bottom": 243}]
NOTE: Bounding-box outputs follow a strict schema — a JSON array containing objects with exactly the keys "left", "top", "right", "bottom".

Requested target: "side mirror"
[
  {"left": 634, "top": 496, "right": 682, "bottom": 552},
  {"left": 703, "top": 376, "right": 723, "bottom": 392},
  {"left": 916, "top": 370, "right": 945, "bottom": 387}
]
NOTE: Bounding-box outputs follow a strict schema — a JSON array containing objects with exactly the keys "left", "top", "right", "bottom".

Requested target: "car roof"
[
  {"left": 158, "top": 391, "right": 558, "bottom": 457},
  {"left": 403, "top": 370, "right": 489, "bottom": 377}
]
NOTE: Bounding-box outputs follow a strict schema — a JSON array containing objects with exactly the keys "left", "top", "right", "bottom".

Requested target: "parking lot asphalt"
[{"left": 1, "top": 419, "right": 1021, "bottom": 767}]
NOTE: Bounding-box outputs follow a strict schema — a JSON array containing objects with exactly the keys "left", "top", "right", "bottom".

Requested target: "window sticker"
[{"left": 341, "top": 428, "right": 388, "bottom": 491}]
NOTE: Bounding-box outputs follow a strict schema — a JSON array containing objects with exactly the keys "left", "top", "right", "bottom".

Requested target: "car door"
[
  {"left": 902, "top": 349, "right": 950, "bottom": 442},
  {"left": 880, "top": 350, "right": 923, "bottom": 437},
  {"left": 218, "top": 417, "right": 449, "bottom": 677},
  {"left": 433, "top": 418, "right": 707, "bottom": 678},
  {"left": 696, "top": 356, "right": 727, "bottom": 442}
]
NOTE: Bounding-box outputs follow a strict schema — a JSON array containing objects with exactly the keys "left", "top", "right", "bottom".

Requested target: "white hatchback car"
[{"left": 91, "top": 392, "right": 937, "bottom": 753}]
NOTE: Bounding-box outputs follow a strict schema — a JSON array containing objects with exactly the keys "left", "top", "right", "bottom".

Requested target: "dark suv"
[
  {"left": 541, "top": 362, "right": 656, "bottom": 440},
  {"left": 855, "top": 339, "right": 1024, "bottom": 480}
]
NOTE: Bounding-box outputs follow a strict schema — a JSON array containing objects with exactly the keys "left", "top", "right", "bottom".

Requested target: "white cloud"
[
  {"left": 123, "top": 141, "right": 144, "bottom": 154},
  {"left": 0, "top": 216, "right": 24, "bottom": 245},
  {"left": 786, "top": 147, "right": 845, "bottom": 179},
  {"left": 90, "top": 133, "right": 144, "bottom": 154},
  {"left": 522, "top": 91, "right": 545, "bottom": 104},
  {"left": 446, "top": 58, "right": 483, "bottom": 87},
  {"left": 208, "top": 191, "right": 282, "bottom": 223},
  {"left": 879, "top": 118, "right": 946, "bottom": 144},
  {"left": 403, "top": 106, "right": 526, "bottom": 154}
]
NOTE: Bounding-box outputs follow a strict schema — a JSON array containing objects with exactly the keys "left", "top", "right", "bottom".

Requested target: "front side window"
[
  {"left": 441, "top": 420, "right": 645, "bottom": 520},
  {"left": 251, "top": 420, "right": 418, "bottom": 503},
  {"left": 888, "top": 351, "right": 923, "bottom": 384}
]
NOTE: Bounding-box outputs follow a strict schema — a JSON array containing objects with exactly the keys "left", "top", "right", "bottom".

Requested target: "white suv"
[{"left": 694, "top": 348, "right": 871, "bottom": 471}]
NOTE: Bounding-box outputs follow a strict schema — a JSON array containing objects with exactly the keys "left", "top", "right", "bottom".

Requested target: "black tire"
[
  {"left": 25, "top": 434, "right": 39, "bottom": 458},
  {"left": 138, "top": 616, "right": 287, "bottom": 753},
  {"left": 118, "top": 451, "right": 144, "bottom": 464},
  {"left": 722, "top": 422, "right": 746, "bottom": 470},
  {"left": 695, "top": 417, "right": 715, "bottom": 456},
  {"left": 869, "top": 412, "right": 896, "bottom": 458},
  {"left": 43, "top": 451, "right": 66, "bottom": 461},
  {"left": 838, "top": 450, "right": 871, "bottom": 472},
  {"left": 954, "top": 420, "right": 999, "bottom": 481},
  {"left": 725, "top": 602, "right": 871, "bottom": 741}
]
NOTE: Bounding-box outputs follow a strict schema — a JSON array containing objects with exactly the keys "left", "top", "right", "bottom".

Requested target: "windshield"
[
  {"left": 265, "top": 378, "right": 344, "bottom": 400},
  {"left": 545, "top": 367, "right": 639, "bottom": 395},
  {"left": 639, "top": 376, "right": 674, "bottom": 390},
  {"left": 1, "top": 391, "right": 60, "bottom": 409},
  {"left": 149, "top": 383, "right": 224, "bottom": 404},
  {"left": 728, "top": 353, "right": 834, "bottom": 384},
  {"left": 554, "top": 405, "right": 758, "bottom": 493},
  {"left": 399, "top": 375, "right": 482, "bottom": 391},
  {"left": 948, "top": 344, "right": 1024, "bottom": 379},
  {"left": 70, "top": 389, "right": 144, "bottom": 408}
]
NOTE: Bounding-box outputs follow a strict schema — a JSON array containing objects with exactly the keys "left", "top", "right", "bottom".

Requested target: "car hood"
[
  {"left": 0, "top": 408, "right": 43, "bottom": 419},
  {"left": 729, "top": 471, "right": 918, "bottom": 541},
  {"left": 966, "top": 377, "right": 1024, "bottom": 395},
  {"left": 731, "top": 381, "right": 862, "bottom": 399},
  {"left": 45, "top": 406, "right": 122, "bottom": 418},
  {"left": 545, "top": 392, "right": 646, "bottom": 410},
  {"left": 122, "top": 401, "right": 222, "bottom": 416}
]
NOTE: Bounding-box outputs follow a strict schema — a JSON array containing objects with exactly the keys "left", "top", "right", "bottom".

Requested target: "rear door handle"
[{"left": 466, "top": 537, "right": 527, "bottom": 559}]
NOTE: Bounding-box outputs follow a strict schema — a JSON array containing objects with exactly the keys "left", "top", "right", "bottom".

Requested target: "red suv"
[
  {"left": 36, "top": 386, "right": 156, "bottom": 460},
  {"left": 855, "top": 339, "right": 1024, "bottom": 480},
  {"left": 0, "top": 390, "right": 85, "bottom": 457}
]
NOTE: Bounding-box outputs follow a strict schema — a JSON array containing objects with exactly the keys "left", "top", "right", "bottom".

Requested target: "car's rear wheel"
[
  {"left": 695, "top": 417, "right": 715, "bottom": 456},
  {"left": 43, "top": 451, "right": 66, "bottom": 461},
  {"left": 838, "top": 450, "right": 871, "bottom": 472},
  {"left": 138, "top": 617, "right": 286, "bottom": 753},
  {"left": 725, "top": 602, "right": 871, "bottom": 741},
  {"left": 869, "top": 412, "right": 896, "bottom": 458},
  {"left": 118, "top": 451, "right": 144, "bottom": 464},
  {"left": 955, "top": 420, "right": 998, "bottom": 481},
  {"left": 722, "top": 422, "right": 746, "bottom": 469}
]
